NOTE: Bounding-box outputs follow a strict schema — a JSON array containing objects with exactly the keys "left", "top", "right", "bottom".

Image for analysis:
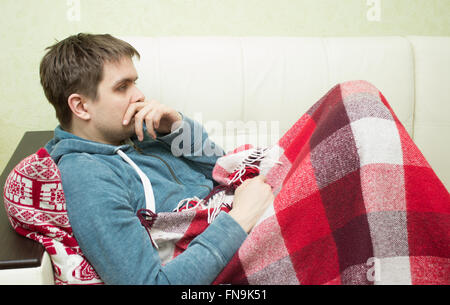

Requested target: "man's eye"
[
  {"left": 117, "top": 80, "right": 137, "bottom": 92},
  {"left": 118, "top": 84, "right": 128, "bottom": 91}
]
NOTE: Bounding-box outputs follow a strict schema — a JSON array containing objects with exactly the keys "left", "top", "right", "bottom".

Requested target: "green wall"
[{"left": 1, "top": 0, "right": 449, "bottom": 172}]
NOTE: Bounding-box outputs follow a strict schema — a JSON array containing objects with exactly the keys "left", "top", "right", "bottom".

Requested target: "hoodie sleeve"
[
  {"left": 59, "top": 154, "right": 246, "bottom": 285},
  {"left": 156, "top": 114, "right": 225, "bottom": 180}
]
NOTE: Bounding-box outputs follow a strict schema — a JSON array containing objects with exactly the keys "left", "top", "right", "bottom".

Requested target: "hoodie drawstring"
[
  {"left": 116, "top": 149, "right": 158, "bottom": 248},
  {"left": 116, "top": 149, "right": 156, "bottom": 213}
]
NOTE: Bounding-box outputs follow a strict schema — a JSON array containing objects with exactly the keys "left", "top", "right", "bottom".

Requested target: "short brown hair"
[{"left": 40, "top": 33, "right": 140, "bottom": 129}]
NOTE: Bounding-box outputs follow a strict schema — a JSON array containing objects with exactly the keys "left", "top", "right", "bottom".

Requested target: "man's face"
[{"left": 86, "top": 56, "right": 145, "bottom": 145}]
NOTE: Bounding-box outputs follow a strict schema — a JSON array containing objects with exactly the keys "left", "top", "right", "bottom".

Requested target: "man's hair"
[{"left": 40, "top": 33, "right": 140, "bottom": 129}]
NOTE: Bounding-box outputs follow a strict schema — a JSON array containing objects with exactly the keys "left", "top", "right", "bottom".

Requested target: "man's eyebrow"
[{"left": 113, "top": 76, "right": 138, "bottom": 87}]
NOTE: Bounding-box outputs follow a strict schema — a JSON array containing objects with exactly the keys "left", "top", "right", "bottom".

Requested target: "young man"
[{"left": 40, "top": 33, "right": 273, "bottom": 284}]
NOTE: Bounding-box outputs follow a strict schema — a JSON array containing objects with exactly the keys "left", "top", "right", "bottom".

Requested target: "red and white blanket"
[
  {"left": 211, "top": 80, "right": 450, "bottom": 284},
  {"left": 4, "top": 80, "right": 449, "bottom": 284}
]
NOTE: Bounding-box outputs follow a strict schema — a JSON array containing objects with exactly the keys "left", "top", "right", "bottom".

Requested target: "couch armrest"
[
  {"left": 0, "top": 131, "right": 54, "bottom": 274},
  {"left": 0, "top": 251, "right": 54, "bottom": 284}
]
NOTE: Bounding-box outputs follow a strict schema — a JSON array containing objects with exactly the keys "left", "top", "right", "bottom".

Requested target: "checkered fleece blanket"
[
  {"left": 209, "top": 80, "right": 450, "bottom": 284},
  {"left": 4, "top": 80, "right": 449, "bottom": 284},
  {"left": 147, "top": 80, "right": 450, "bottom": 284}
]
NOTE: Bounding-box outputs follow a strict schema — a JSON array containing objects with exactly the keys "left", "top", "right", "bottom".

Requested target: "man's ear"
[{"left": 68, "top": 93, "right": 90, "bottom": 121}]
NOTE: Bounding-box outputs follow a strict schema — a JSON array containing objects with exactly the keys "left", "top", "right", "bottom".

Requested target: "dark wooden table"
[{"left": 0, "top": 131, "right": 54, "bottom": 269}]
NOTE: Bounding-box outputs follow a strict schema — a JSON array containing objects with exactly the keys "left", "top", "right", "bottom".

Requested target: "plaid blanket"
[
  {"left": 209, "top": 80, "right": 450, "bottom": 284},
  {"left": 4, "top": 80, "right": 449, "bottom": 284}
]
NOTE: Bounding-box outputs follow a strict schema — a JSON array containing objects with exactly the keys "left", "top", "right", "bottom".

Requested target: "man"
[{"left": 41, "top": 33, "right": 273, "bottom": 284}]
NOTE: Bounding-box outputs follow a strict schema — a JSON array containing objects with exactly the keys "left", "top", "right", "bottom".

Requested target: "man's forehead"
[{"left": 102, "top": 57, "right": 138, "bottom": 83}]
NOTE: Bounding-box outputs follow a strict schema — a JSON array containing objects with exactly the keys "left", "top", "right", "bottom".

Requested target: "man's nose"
[{"left": 131, "top": 86, "right": 145, "bottom": 103}]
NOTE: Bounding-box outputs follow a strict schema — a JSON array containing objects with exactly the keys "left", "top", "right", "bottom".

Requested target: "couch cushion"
[
  {"left": 407, "top": 36, "right": 450, "bottom": 189},
  {"left": 124, "top": 36, "right": 415, "bottom": 150},
  {"left": 123, "top": 36, "right": 448, "bottom": 188}
]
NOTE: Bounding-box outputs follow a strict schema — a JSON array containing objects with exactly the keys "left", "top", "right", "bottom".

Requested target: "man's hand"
[
  {"left": 122, "top": 99, "right": 182, "bottom": 141},
  {"left": 228, "top": 175, "right": 274, "bottom": 233}
]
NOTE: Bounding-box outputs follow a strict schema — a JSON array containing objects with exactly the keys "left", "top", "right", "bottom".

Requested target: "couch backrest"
[
  {"left": 407, "top": 37, "right": 450, "bottom": 191},
  {"left": 122, "top": 36, "right": 449, "bottom": 189}
]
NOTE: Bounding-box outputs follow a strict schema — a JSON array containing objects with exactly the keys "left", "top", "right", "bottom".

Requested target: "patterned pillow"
[{"left": 3, "top": 148, "right": 103, "bottom": 285}]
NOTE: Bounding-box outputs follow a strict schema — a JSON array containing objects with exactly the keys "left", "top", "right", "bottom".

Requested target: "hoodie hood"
[
  {"left": 45, "top": 126, "right": 158, "bottom": 214},
  {"left": 45, "top": 126, "right": 132, "bottom": 162}
]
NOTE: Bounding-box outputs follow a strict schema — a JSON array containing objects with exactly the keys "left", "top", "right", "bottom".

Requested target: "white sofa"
[{"left": 1, "top": 36, "right": 449, "bottom": 284}]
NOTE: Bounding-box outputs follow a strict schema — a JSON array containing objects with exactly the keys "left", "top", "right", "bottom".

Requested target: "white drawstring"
[
  {"left": 116, "top": 149, "right": 159, "bottom": 248},
  {"left": 116, "top": 149, "right": 156, "bottom": 213}
]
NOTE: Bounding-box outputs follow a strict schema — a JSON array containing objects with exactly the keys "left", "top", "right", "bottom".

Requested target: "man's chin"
[
  {"left": 122, "top": 126, "right": 137, "bottom": 140},
  {"left": 107, "top": 125, "right": 135, "bottom": 144}
]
